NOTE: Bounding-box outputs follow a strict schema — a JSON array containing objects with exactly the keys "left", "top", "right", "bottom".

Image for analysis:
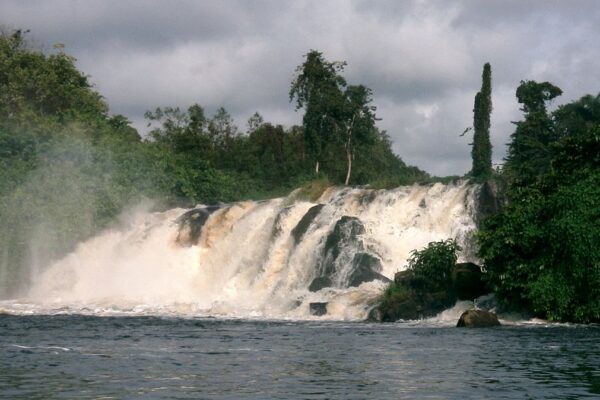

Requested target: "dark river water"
[{"left": 1, "top": 315, "right": 599, "bottom": 399}]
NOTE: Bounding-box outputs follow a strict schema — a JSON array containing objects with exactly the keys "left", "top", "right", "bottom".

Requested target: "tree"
[
  {"left": 341, "top": 85, "right": 377, "bottom": 185},
  {"left": 0, "top": 29, "right": 108, "bottom": 125},
  {"left": 504, "top": 80, "right": 562, "bottom": 185},
  {"left": 479, "top": 93, "right": 600, "bottom": 323},
  {"left": 208, "top": 107, "right": 238, "bottom": 149},
  {"left": 470, "top": 63, "right": 493, "bottom": 180},
  {"left": 290, "top": 50, "right": 346, "bottom": 174},
  {"left": 246, "top": 111, "right": 264, "bottom": 134}
]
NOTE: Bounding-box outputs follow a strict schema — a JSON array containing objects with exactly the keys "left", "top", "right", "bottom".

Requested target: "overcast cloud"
[{"left": 2, "top": 0, "right": 599, "bottom": 175}]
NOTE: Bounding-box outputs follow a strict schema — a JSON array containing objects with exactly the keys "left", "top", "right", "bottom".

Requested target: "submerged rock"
[
  {"left": 457, "top": 309, "right": 500, "bottom": 328},
  {"left": 309, "top": 302, "right": 328, "bottom": 316}
]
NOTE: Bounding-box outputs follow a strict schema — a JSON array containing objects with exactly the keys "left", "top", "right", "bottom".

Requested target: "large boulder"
[
  {"left": 347, "top": 253, "right": 391, "bottom": 288},
  {"left": 309, "top": 216, "right": 389, "bottom": 292},
  {"left": 452, "top": 262, "right": 489, "bottom": 300},
  {"left": 379, "top": 287, "right": 457, "bottom": 322},
  {"left": 457, "top": 309, "right": 501, "bottom": 328}
]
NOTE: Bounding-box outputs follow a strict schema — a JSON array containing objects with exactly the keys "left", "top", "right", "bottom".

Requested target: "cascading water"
[{"left": 1, "top": 181, "right": 480, "bottom": 320}]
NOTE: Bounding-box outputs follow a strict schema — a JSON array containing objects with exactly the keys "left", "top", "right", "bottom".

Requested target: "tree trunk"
[
  {"left": 344, "top": 147, "right": 352, "bottom": 185},
  {"left": 315, "top": 161, "right": 320, "bottom": 174}
]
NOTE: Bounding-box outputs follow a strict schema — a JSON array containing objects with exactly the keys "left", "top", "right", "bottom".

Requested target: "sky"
[{"left": 2, "top": 0, "right": 599, "bottom": 176}]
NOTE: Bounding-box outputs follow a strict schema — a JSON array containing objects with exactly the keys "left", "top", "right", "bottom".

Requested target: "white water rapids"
[{"left": 2, "top": 182, "right": 481, "bottom": 321}]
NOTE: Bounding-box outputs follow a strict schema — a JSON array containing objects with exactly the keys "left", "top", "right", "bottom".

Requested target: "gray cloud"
[{"left": 2, "top": 0, "right": 599, "bottom": 176}]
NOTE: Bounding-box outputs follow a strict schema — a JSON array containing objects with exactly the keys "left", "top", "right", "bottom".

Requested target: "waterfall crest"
[{"left": 7, "top": 182, "right": 480, "bottom": 320}]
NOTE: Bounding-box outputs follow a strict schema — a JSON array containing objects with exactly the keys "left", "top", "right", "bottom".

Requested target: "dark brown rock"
[
  {"left": 309, "top": 302, "right": 328, "bottom": 316},
  {"left": 457, "top": 309, "right": 501, "bottom": 328},
  {"left": 477, "top": 178, "right": 507, "bottom": 224},
  {"left": 452, "top": 262, "right": 489, "bottom": 300}
]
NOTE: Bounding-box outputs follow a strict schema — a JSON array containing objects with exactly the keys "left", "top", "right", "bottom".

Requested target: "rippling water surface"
[{"left": 1, "top": 315, "right": 599, "bottom": 399}]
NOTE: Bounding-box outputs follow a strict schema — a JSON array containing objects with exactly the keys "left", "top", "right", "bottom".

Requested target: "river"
[{"left": 1, "top": 315, "right": 599, "bottom": 399}]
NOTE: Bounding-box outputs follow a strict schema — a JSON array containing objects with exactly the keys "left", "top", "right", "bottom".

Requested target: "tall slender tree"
[{"left": 471, "top": 63, "right": 493, "bottom": 180}]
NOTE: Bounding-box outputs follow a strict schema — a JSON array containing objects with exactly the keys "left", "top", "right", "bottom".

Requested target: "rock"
[
  {"left": 477, "top": 179, "right": 507, "bottom": 224},
  {"left": 322, "top": 216, "right": 365, "bottom": 273},
  {"left": 394, "top": 270, "right": 414, "bottom": 286},
  {"left": 367, "top": 307, "right": 383, "bottom": 322},
  {"left": 291, "top": 204, "right": 324, "bottom": 245},
  {"left": 379, "top": 285, "right": 457, "bottom": 322},
  {"left": 457, "top": 309, "right": 501, "bottom": 328},
  {"left": 271, "top": 206, "right": 294, "bottom": 238},
  {"left": 309, "top": 302, "right": 328, "bottom": 316},
  {"left": 176, "top": 205, "right": 221, "bottom": 246},
  {"left": 347, "top": 253, "right": 391, "bottom": 287},
  {"left": 452, "top": 262, "right": 489, "bottom": 300},
  {"left": 308, "top": 276, "right": 333, "bottom": 292}
]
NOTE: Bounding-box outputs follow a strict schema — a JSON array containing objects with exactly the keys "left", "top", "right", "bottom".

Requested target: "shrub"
[{"left": 407, "top": 239, "right": 461, "bottom": 289}]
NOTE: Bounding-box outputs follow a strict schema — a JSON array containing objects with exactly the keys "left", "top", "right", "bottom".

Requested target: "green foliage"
[
  {"left": 504, "top": 80, "right": 563, "bottom": 186},
  {"left": 471, "top": 63, "right": 493, "bottom": 181},
  {"left": 480, "top": 90, "right": 600, "bottom": 323},
  {"left": 290, "top": 50, "right": 346, "bottom": 173},
  {"left": 381, "top": 280, "right": 412, "bottom": 307},
  {"left": 407, "top": 239, "right": 461, "bottom": 289},
  {"left": 290, "top": 50, "right": 426, "bottom": 186},
  {"left": 0, "top": 30, "right": 107, "bottom": 125},
  {"left": 286, "top": 178, "right": 331, "bottom": 203}
]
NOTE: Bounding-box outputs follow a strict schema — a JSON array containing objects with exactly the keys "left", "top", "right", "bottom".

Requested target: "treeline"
[
  {"left": 476, "top": 78, "right": 600, "bottom": 323},
  {"left": 0, "top": 30, "right": 426, "bottom": 295}
]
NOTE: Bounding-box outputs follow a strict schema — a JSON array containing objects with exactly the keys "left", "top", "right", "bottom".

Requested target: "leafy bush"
[
  {"left": 407, "top": 239, "right": 461, "bottom": 289},
  {"left": 479, "top": 171, "right": 600, "bottom": 323}
]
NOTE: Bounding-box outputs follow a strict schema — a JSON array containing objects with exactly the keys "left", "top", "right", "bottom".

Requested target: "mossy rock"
[{"left": 457, "top": 309, "right": 501, "bottom": 328}]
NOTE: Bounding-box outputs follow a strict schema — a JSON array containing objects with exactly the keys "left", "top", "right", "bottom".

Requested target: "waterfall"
[{"left": 4, "top": 181, "right": 480, "bottom": 320}]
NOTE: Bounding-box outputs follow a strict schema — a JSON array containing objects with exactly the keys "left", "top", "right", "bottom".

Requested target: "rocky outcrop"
[
  {"left": 452, "top": 262, "right": 489, "bottom": 300},
  {"left": 308, "top": 276, "right": 332, "bottom": 292},
  {"left": 477, "top": 178, "right": 507, "bottom": 224},
  {"left": 176, "top": 205, "right": 221, "bottom": 246},
  {"left": 347, "top": 253, "right": 391, "bottom": 288},
  {"left": 309, "top": 302, "right": 328, "bottom": 316},
  {"left": 456, "top": 309, "right": 501, "bottom": 328},
  {"left": 291, "top": 204, "right": 324, "bottom": 245},
  {"left": 376, "top": 263, "right": 490, "bottom": 322},
  {"left": 309, "top": 216, "right": 389, "bottom": 292}
]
